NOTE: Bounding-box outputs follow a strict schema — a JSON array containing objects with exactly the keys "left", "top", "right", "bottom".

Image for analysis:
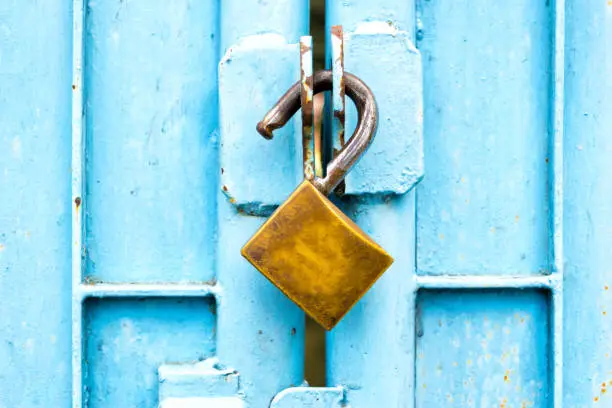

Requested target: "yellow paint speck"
[
  {"left": 0, "top": 243, "right": 4, "bottom": 251},
  {"left": 439, "top": 233, "right": 445, "bottom": 240},
  {"left": 515, "top": 215, "right": 520, "bottom": 223},
  {"left": 605, "top": 285, "right": 609, "bottom": 291},
  {"left": 467, "top": 359, "right": 473, "bottom": 366},
  {"left": 460, "top": 177, "right": 466, "bottom": 183}
]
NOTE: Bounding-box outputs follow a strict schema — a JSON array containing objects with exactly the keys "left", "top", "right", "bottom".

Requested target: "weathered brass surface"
[{"left": 241, "top": 180, "right": 394, "bottom": 330}]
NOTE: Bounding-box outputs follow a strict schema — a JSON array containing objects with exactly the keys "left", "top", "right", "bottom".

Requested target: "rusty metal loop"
[{"left": 256, "top": 70, "right": 377, "bottom": 196}]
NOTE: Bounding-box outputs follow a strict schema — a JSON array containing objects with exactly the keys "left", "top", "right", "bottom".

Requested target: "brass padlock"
[{"left": 242, "top": 70, "right": 393, "bottom": 330}]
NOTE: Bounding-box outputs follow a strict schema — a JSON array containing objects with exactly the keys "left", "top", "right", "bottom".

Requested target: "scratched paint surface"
[
  {"left": 416, "top": 0, "right": 552, "bottom": 275},
  {"left": 84, "top": 0, "right": 219, "bottom": 283},
  {"left": 0, "top": 0, "right": 72, "bottom": 406},
  {"left": 416, "top": 290, "right": 549, "bottom": 407},
  {"left": 564, "top": 0, "right": 612, "bottom": 406},
  {"left": 83, "top": 298, "right": 216, "bottom": 407}
]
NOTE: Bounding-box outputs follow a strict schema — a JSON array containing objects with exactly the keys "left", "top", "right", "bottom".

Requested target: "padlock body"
[{"left": 241, "top": 180, "right": 394, "bottom": 330}]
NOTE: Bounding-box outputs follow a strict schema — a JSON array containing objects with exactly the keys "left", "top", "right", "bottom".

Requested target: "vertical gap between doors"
[{"left": 304, "top": 0, "right": 327, "bottom": 388}]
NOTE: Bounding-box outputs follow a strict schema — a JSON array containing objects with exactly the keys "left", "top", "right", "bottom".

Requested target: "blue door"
[{"left": 1, "top": 0, "right": 610, "bottom": 407}]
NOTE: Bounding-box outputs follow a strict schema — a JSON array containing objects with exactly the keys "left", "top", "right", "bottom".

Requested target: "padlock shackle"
[{"left": 257, "top": 70, "right": 378, "bottom": 196}]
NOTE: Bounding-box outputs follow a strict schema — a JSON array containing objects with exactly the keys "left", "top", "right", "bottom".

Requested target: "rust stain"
[
  {"left": 222, "top": 185, "right": 228, "bottom": 192},
  {"left": 300, "top": 37, "right": 314, "bottom": 181},
  {"left": 333, "top": 25, "right": 346, "bottom": 147},
  {"left": 72, "top": 84, "right": 76, "bottom": 90},
  {"left": 313, "top": 93, "right": 324, "bottom": 178},
  {"left": 74, "top": 196, "right": 82, "bottom": 210},
  {"left": 83, "top": 276, "right": 102, "bottom": 285}
]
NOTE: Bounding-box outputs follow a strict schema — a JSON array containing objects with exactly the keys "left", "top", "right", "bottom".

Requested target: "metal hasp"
[
  {"left": 271, "top": 386, "right": 345, "bottom": 407},
  {"left": 243, "top": 70, "right": 394, "bottom": 330},
  {"left": 330, "top": 21, "right": 423, "bottom": 195},
  {"left": 219, "top": 34, "right": 302, "bottom": 215},
  {"left": 158, "top": 358, "right": 244, "bottom": 408},
  {"left": 299, "top": 36, "right": 315, "bottom": 181}
]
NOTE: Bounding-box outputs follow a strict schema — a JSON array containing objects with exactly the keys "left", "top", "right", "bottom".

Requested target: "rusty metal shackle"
[{"left": 257, "top": 70, "right": 378, "bottom": 196}]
